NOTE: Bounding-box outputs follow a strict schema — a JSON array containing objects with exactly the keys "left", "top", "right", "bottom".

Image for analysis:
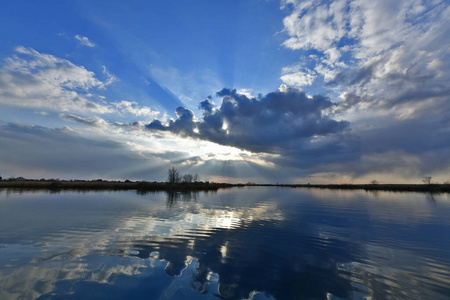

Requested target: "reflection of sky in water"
[{"left": 0, "top": 188, "right": 450, "bottom": 299}]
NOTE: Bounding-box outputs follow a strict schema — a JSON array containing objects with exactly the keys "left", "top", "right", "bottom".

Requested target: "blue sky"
[{"left": 0, "top": 0, "right": 449, "bottom": 183}]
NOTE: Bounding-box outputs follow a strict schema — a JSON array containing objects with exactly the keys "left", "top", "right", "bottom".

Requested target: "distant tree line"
[{"left": 167, "top": 167, "right": 199, "bottom": 184}]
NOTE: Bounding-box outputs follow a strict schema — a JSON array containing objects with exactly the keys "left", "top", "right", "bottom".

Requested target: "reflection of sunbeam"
[
  {"left": 220, "top": 241, "right": 229, "bottom": 264},
  {"left": 114, "top": 201, "right": 284, "bottom": 248},
  {"left": 215, "top": 215, "right": 241, "bottom": 229}
]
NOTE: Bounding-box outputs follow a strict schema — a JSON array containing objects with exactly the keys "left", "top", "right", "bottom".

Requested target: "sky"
[{"left": 0, "top": 0, "right": 449, "bottom": 184}]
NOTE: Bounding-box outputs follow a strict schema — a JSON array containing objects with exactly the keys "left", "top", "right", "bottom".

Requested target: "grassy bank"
[
  {"left": 259, "top": 183, "right": 450, "bottom": 193},
  {"left": 0, "top": 180, "right": 234, "bottom": 192}
]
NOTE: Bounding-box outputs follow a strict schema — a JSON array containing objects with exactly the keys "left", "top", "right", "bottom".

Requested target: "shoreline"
[
  {"left": 0, "top": 180, "right": 449, "bottom": 193},
  {"left": 0, "top": 180, "right": 233, "bottom": 192},
  {"left": 265, "top": 183, "right": 450, "bottom": 193}
]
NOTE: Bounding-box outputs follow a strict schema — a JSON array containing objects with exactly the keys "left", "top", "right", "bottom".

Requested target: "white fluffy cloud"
[
  {"left": 281, "top": 0, "right": 450, "bottom": 117},
  {"left": 74, "top": 35, "right": 95, "bottom": 47},
  {"left": 281, "top": 0, "right": 443, "bottom": 58},
  {"left": 112, "top": 100, "right": 159, "bottom": 118},
  {"left": 0, "top": 47, "right": 160, "bottom": 120},
  {"left": 279, "top": 0, "right": 450, "bottom": 182},
  {"left": 0, "top": 46, "right": 111, "bottom": 114},
  {"left": 281, "top": 0, "right": 450, "bottom": 120},
  {"left": 282, "top": 0, "right": 349, "bottom": 51},
  {"left": 280, "top": 65, "right": 316, "bottom": 87}
]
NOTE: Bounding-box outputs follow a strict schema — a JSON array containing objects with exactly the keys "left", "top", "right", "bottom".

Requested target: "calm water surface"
[{"left": 0, "top": 187, "right": 450, "bottom": 299}]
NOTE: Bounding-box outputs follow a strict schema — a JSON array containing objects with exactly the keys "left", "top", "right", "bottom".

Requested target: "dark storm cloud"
[
  {"left": 146, "top": 87, "right": 355, "bottom": 167},
  {"left": 199, "top": 96, "right": 214, "bottom": 113},
  {"left": 204, "top": 87, "right": 349, "bottom": 152},
  {"left": 146, "top": 107, "right": 196, "bottom": 137}
]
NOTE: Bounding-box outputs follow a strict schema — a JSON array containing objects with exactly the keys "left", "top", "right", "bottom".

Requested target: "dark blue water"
[{"left": 0, "top": 187, "right": 449, "bottom": 299}]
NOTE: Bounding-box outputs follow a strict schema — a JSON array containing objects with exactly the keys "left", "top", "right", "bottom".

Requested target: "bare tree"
[
  {"left": 370, "top": 180, "right": 378, "bottom": 185},
  {"left": 182, "top": 173, "right": 193, "bottom": 183},
  {"left": 167, "top": 167, "right": 181, "bottom": 183},
  {"left": 193, "top": 173, "right": 199, "bottom": 182},
  {"left": 422, "top": 176, "right": 432, "bottom": 185}
]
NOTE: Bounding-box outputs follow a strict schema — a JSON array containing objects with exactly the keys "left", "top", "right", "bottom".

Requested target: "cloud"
[
  {"left": 59, "top": 114, "right": 108, "bottom": 128},
  {"left": 276, "top": 0, "right": 450, "bottom": 182},
  {"left": 147, "top": 106, "right": 197, "bottom": 138},
  {"left": 112, "top": 100, "right": 159, "bottom": 119},
  {"left": 74, "top": 35, "right": 95, "bottom": 47},
  {"left": 0, "top": 47, "right": 162, "bottom": 121},
  {"left": 102, "top": 66, "right": 117, "bottom": 85},
  {"left": 281, "top": 0, "right": 450, "bottom": 117},
  {"left": 0, "top": 46, "right": 111, "bottom": 114},
  {"left": 281, "top": 0, "right": 348, "bottom": 51},
  {"left": 316, "top": 109, "right": 450, "bottom": 181},
  {"left": 144, "top": 83, "right": 450, "bottom": 181},
  {"left": 146, "top": 87, "right": 355, "bottom": 168},
  {"left": 281, "top": 65, "right": 316, "bottom": 87},
  {"left": 281, "top": 0, "right": 439, "bottom": 56}
]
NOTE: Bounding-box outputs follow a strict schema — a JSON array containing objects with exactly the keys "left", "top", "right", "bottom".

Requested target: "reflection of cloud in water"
[
  {"left": 118, "top": 217, "right": 359, "bottom": 300},
  {"left": 1, "top": 188, "right": 450, "bottom": 299},
  {"left": 338, "top": 244, "right": 450, "bottom": 299},
  {"left": 2, "top": 196, "right": 355, "bottom": 299},
  {"left": 0, "top": 244, "right": 158, "bottom": 300},
  {"left": 0, "top": 190, "right": 288, "bottom": 299}
]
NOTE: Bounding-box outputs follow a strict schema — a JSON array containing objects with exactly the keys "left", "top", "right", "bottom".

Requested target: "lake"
[{"left": 1, "top": 187, "right": 450, "bottom": 299}]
